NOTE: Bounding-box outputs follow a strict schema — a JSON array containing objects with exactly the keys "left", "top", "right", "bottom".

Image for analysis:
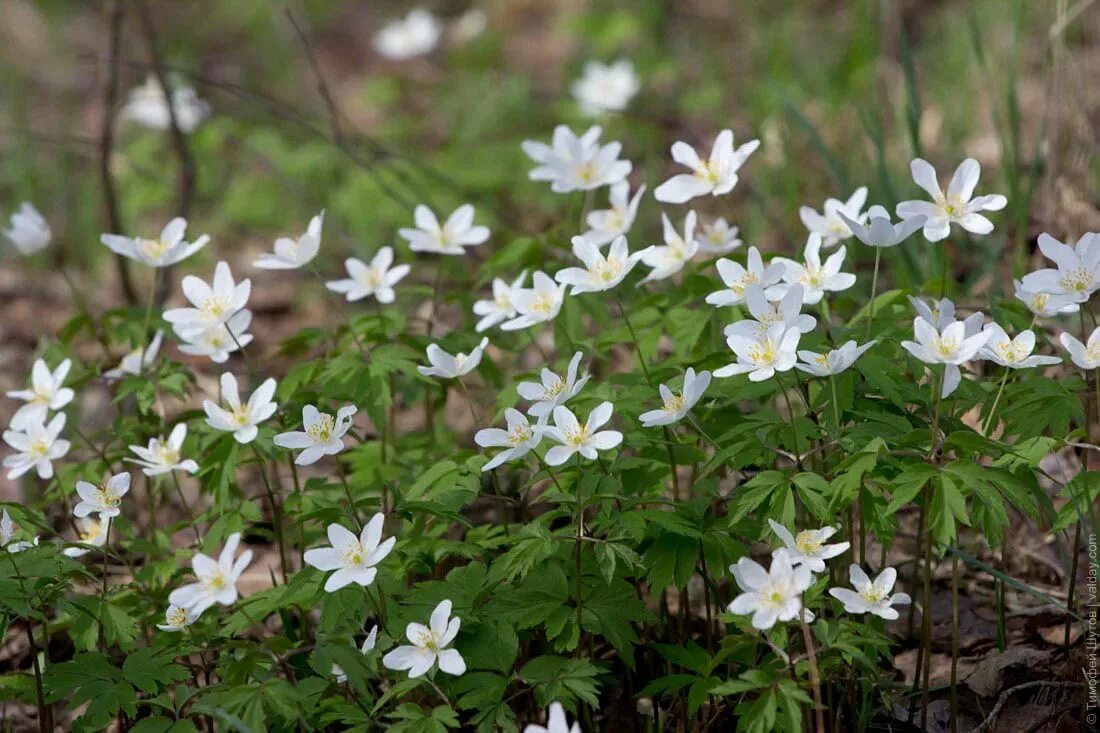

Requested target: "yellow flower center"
[
  {"left": 565, "top": 425, "right": 591, "bottom": 448},
  {"left": 1031, "top": 293, "right": 1048, "bottom": 311},
  {"left": 593, "top": 258, "right": 623, "bottom": 283},
  {"left": 663, "top": 394, "right": 684, "bottom": 413},
  {"left": 80, "top": 521, "right": 103, "bottom": 542},
  {"left": 544, "top": 378, "right": 565, "bottom": 398},
  {"left": 205, "top": 573, "right": 227, "bottom": 591},
  {"left": 530, "top": 293, "right": 553, "bottom": 314},
  {"left": 749, "top": 339, "right": 778, "bottom": 366},
  {"left": 862, "top": 587, "right": 887, "bottom": 603},
  {"left": 1059, "top": 267, "right": 1091, "bottom": 292},
  {"left": 340, "top": 542, "right": 365, "bottom": 567},
  {"left": 359, "top": 268, "right": 382, "bottom": 289},
  {"left": 307, "top": 414, "right": 336, "bottom": 443},
  {"left": 794, "top": 531, "right": 823, "bottom": 555},
  {"left": 508, "top": 424, "right": 533, "bottom": 446},
  {"left": 166, "top": 607, "right": 189, "bottom": 627},
  {"left": 139, "top": 238, "right": 169, "bottom": 260},
  {"left": 232, "top": 406, "right": 252, "bottom": 426},
  {"left": 201, "top": 295, "right": 230, "bottom": 319},
  {"left": 933, "top": 336, "right": 958, "bottom": 359},
  {"left": 30, "top": 439, "right": 49, "bottom": 456},
  {"left": 96, "top": 488, "right": 121, "bottom": 507}
]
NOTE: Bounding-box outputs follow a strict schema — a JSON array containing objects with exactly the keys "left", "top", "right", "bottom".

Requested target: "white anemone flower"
[
  {"left": 838, "top": 205, "right": 926, "bottom": 248},
  {"left": 908, "top": 296, "right": 985, "bottom": 335},
  {"left": 1012, "top": 279, "right": 1078, "bottom": 318},
  {"left": 304, "top": 514, "right": 395, "bottom": 592},
  {"left": 501, "top": 272, "right": 567, "bottom": 331},
  {"left": 325, "top": 248, "right": 410, "bottom": 304},
  {"left": 583, "top": 181, "right": 645, "bottom": 247},
  {"left": 901, "top": 318, "right": 991, "bottom": 398},
  {"left": 157, "top": 604, "right": 201, "bottom": 632},
  {"left": 163, "top": 261, "right": 250, "bottom": 339},
  {"left": 475, "top": 409, "right": 544, "bottom": 471},
  {"left": 1, "top": 510, "right": 38, "bottom": 553},
  {"left": 518, "top": 351, "right": 589, "bottom": 418},
  {"left": 572, "top": 59, "right": 640, "bottom": 116},
  {"left": 767, "top": 519, "right": 849, "bottom": 573},
  {"left": 62, "top": 517, "right": 111, "bottom": 559},
  {"left": 767, "top": 234, "right": 856, "bottom": 305},
  {"left": 399, "top": 204, "right": 490, "bottom": 255},
  {"left": 799, "top": 186, "right": 868, "bottom": 248},
  {"left": 639, "top": 211, "right": 698, "bottom": 283},
  {"left": 895, "top": 158, "right": 1007, "bottom": 242},
  {"left": 473, "top": 271, "right": 527, "bottom": 332},
  {"left": 104, "top": 331, "right": 163, "bottom": 380},
  {"left": 979, "top": 325, "right": 1060, "bottom": 369},
  {"left": 1059, "top": 327, "right": 1100, "bottom": 370},
  {"left": 522, "top": 125, "right": 632, "bottom": 193},
  {"left": 168, "top": 532, "right": 253, "bottom": 616},
  {"left": 524, "top": 702, "right": 582, "bottom": 733},
  {"left": 373, "top": 8, "right": 441, "bottom": 60},
  {"left": 333, "top": 626, "right": 380, "bottom": 683},
  {"left": 253, "top": 211, "right": 323, "bottom": 270},
  {"left": 795, "top": 340, "right": 876, "bottom": 377},
  {"left": 382, "top": 599, "right": 466, "bottom": 678},
  {"left": 694, "top": 217, "right": 742, "bottom": 256},
  {"left": 418, "top": 338, "right": 489, "bottom": 379},
  {"left": 1019, "top": 232, "right": 1100, "bottom": 304},
  {"left": 127, "top": 423, "right": 199, "bottom": 476},
  {"left": 727, "top": 554, "right": 814, "bottom": 630},
  {"left": 724, "top": 285, "right": 816, "bottom": 341},
  {"left": 101, "top": 217, "right": 209, "bottom": 268},
  {"left": 202, "top": 373, "right": 278, "bottom": 444},
  {"left": 542, "top": 402, "right": 622, "bottom": 466},
  {"left": 274, "top": 405, "right": 358, "bottom": 466},
  {"left": 706, "top": 247, "right": 785, "bottom": 307},
  {"left": 7, "top": 358, "right": 74, "bottom": 429},
  {"left": 654, "top": 129, "right": 759, "bottom": 204},
  {"left": 714, "top": 324, "right": 800, "bottom": 383},
  {"left": 176, "top": 310, "right": 254, "bottom": 364},
  {"left": 121, "top": 75, "right": 209, "bottom": 133},
  {"left": 3, "top": 412, "right": 70, "bottom": 480},
  {"left": 556, "top": 235, "right": 642, "bottom": 294},
  {"left": 73, "top": 472, "right": 131, "bottom": 519},
  {"left": 639, "top": 368, "right": 711, "bottom": 427},
  {"left": 829, "top": 565, "right": 911, "bottom": 620},
  {"left": 4, "top": 203, "right": 51, "bottom": 255}
]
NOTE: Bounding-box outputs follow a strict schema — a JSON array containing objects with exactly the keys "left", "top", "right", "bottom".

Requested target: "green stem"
[
  {"left": 573, "top": 454, "right": 585, "bottom": 655},
  {"left": 252, "top": 446, "right": 289, "bottom": 583},
  {"left": 616, "top": 295, "right": 652, "bottom": 386},
  {"left": 774, "top": 372, "right": 802, "bottom": 470},
  {"left": 981, "top": 369, "right": 1010, "bottom": 435},
  {"left": 865, "top": 247, "right": 882, "bottom": 341}
]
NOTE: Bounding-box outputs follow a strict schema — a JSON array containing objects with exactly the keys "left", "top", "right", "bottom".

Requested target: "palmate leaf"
[
  {"left": 43, "top": 652, "right": 137, "bottom": 730},
  {"left": 519, "top": 655, "right": 602, "bottom": 709},
  {"left": 121, "top": 647, "right": 189, "bottom": 694}
]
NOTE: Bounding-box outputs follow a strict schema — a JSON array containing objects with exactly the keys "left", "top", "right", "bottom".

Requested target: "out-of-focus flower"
[
  {"left": 639, "top": 368, "right": 711, "bottom": 427},
  {"left": 1, "top": 509, "right": 38, "bottom": 553},
  {"left": 373, "top": 8, "right": 441, "bottom": 60},
  {"left": 473, "top": 271, "right": 527, "bottom": 332},
  {"left": 1019, "top": 232, "right": 1100, "bottom": 304},
  {"left": 274, "top": 405, "right": 358, "bottom": 466},
  {"left": 164, "top": 261, "right": 250, "bottom": 340},
  {"left": 838, "top": 205, "right": 925, "bottom": 249},
  {"left": 399, "top": 204, "right": 490, "bottom": 255},
  {"left": 896, "top": 158, "right": 1007, "bottom": 242},
  {"left": 127, "top": 423, "right": 199, "bottom": 476},
  {"left": 583, "top": 181, "right": 645, "bottom": 247},
  {"left": 767, "top": 234, "right": 856, "bottom": 305},
  {"left": 325, "top": 248, "right": 410, "bottom": 303},
  {"left": 524, "top": 702, "right": 582, "bottom": 733},
  {"left": 333, "top": 626, "right": 380, "bottom": 683},
  {"left": 3, "top": 413, "right": 70, "bottom": 480},
  {"left": 4, "top": 203, "right": 51, "bottom": 255},
  {"left": 572, "top": 59, "right": 640, "bottom": 117},
  {"left": 168, "top": 532, "right": 253, "bottom": 616},
  {"left": 706, "top": 247, "right": 784, "bottom": 307},
  {"left": 654, "top": 129, "right": 759, "bottom": 204},
  {"left": 417, "top": 338, "right": 489, "bottom": 379},
  {"left": 556, "top": 235, "right": 642, "bottom": 294},
  {"left": 639, "top": 211, "right": 698, "bottom": 283},
  {"left": 475, "top": 408, "right": 543, "bottom": 471},
  {"left": 501, "top": 272, "right": 566, "bottom": 331},
  {"left": 522, "top": 125, "right": 631, "bottom": 193},
  {"left": 799, "top": 187, "right": 868, "bottom": 248},
  {"left": 795, "top": 340, "right": 876, "bottom": 377},
  {"left": 101, "top": 217, "right": 208, "bottom": 267},
  {"left": 105, "top": 332, "right": 163, "bottom": 380},
  {"left": 253, "top": 211, "right": 323, "bottom": 270},
  {"left": 6, "top": 358, "right": 74, "bottom": 430},
  {"left": 63, "top": 517, "right": 111, "bottom": 558},
  {"left": 121, "top": 75, "right": 209, "bottom": 133},
  {"left": 694, "top": 217, "right": 742, "bottom": 256},
  {"left": 1060, "top": 327, "right": 1100, "bottom": 370},
  {"left": 518, "top": 351, "right": 589, "bottom": 418}
]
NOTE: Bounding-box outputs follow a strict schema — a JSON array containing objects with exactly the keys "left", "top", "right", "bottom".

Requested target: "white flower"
[
  {"left": 556, "top": 235, "right": 642, "bottom": 294},
  {"left": 767, "top": 519, "right": 849, "bottom": 573},
  {"left": 501, "top": 272, "right": 567, "bottom": 331},
  {"left": 727, "top": 554, "right": 814, "bottom": 630},
  {"left": 450, "top": 8, "right": 487, "bottom": 44},
  {"left": 901, "top": 318, "right": 990, "bottom": 398},
  {"left": 4, "top": 203, "right": 51, "bottom": 255},
  {"left": 518, "top": 351, "right": 590, "bottom": 419},
  {"left": 828, "top": 565, "right": 911, "bottom": 620},
  {"left": 63, "top": 517, "right": 111, "bottom": 558},
  {"left": 1019, "top": 232, "right": 1100, "bottom": 304},
  {"left": 418, "top": 338, "right": 489, "bottom": 379},
  {"left": 104, "top": 332, "right": 163, "bottom": 380},
  {"left": 838, "top": 205, "right": 925, "bottom": 248},
  {"left": 176, "top": 310, "right": 254, "bottom": 364},
  {"left": 475, "top": 409, "right": 544, "bottom": 471},
  {"left": 895, "top": 158, "right": 1007, "bottom": 242},
  {"left": 583, "top": 181, "right": 645, "bottom": 247},
  {"left": 1060, "top": 327, "right": 1100, "bottom": 370},
  {"left": 1012, "top": 280, "right": 1078, "bottom": 318},
  {"left": 654, "top": 129, "right": 759, "bottom": 204},
  {"left": 382, "top": 599, "right": 466, "bottom": 678},
  {"left": 1, "top": 510, "right": 38, "bottom": 553},
  {"left": 524, "top": 702, "right": 582, "bottom": 733},
  {"left": 399, "top": 204, "right": 490, "bottom": 255},
  {"left": 767, "top": 234, "right": 856, "bottom": 305},
  {"left": 6, "top": 358, "right": 74, "bottom": 430},
  {"left": 121, "top": 75, "right": 209, "bottom": 133},
  {"left": 373, "top": 8, "right": 441, "bottom": 60},
  {"left": 473, "top": 271, "right": 527, "bottom": 332},
  {"left": 3, "top": 413, "right": 70, "bottom": 480},
  {"left": 127, "top": 423, "right": 199, "bottom": 476},
  {"left": 168, "top": 532, "right": 253, "bottom": 616},
  {"left": 522, "top": 125, "right": 631, "bottom": 193},
  {"left": 101, "top": 217, "right": 209, "bottom": 268},
  {"left": 639, "top": 368, "right": 711, "bottom": 427},
  {"left": 795, "top": 340, "right": 876, "bottom": 377},
  {"left": 73, "top": 472, "right": 131, "bottom": 519},
  {"left": 164, "top": 261, "right": 250, "bottom": 340},
  {"left": 333, "top": 626, "right": 380, "bottom": 683},
  {"left": 326, "top": 248, "right": 410, "bottom": 304},
  {"left": 694, "top": 217, "right": 742, "bottom": 256},
  {"left": 715, "top": 324, "right": 800, "bottom": 383},
  {"left": 979, "top": 325, "right": 1060, "bottom": 369},
  {"left": 705, "top": 247, "right": 785, "bottom": 307},
  {"left": 724, "top": 285, "right": 817, "bottom": 341},
  {"left": 253, "top": 211, "right": 323, "bottom": 270},
  {"left": 571, "top": 59, "right": 640, "bottom": 116},
  {"left": 639, "top": 212, "right": 698, "bottom": 283},
  {"left": 304, "top": 514, "right": 395, "bottom": 592},
  {"left": 799, "top": 187, "right": 869, "bottom": 248},
  {"left": 157, "top": 604, "right": 200, "bottom": 632},
  {"left": 908, "top": 296, "right": 985, "bottom": 335},
  {"left": 202, "top": 373, "right": 278, "bottom": 444},
  {"left": 542, "top": 402, "right": 622, "bottom": 466},
  {"left": 274, "top": 405, "right": 358, "bottom": 466}
]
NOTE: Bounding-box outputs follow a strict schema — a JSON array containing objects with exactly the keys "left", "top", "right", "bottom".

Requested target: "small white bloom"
[
  {"left": 639, "top": 368, "right": 711, "bottom": 427},
  {"left": 104, "top": 332, "right": 163, "bottom": 380},
  {"left": 274, "top": 405, "right": 358, "bottom": 466},
  {"left": 501, "top": 272, "right": 567, "bottom": 331},
  {"left": 176, "top": 310, "right": 254, "bottom": 364},
  {"left": 304, "top": 514, "right": 395, "bottom": 592},
  {"left": 3, "top": 412, "right": 70, "bottom": 480},
  {"left": 1019, "top": 232, "right": 1100, "bottom": 304},
  {"left": 572, "top": 59, "right": 640, "bottom": 116},
  {"left": 4, "top": 203, "right": 51, "bottom": 255},
  {"left": 326, "top": 248, "right": 410, "bottom": 304},
  {"left": 767, "top": 234, "right": 856, "bottom": 305},
  {"left": 979, "top": 324, "right": 1060, "bottom": 369},
  {"left": 800, "top": 187, "right": 869, "bottom": 248},
  {"left": 1, "top": 510, "right": 38, "bottom": 553},
  {"left": 63, "top": 517, "right": 111, "bottom": 558},
  {"left": 795, "top": 340, "right": 876, "bottom": 377},
  {"left": 202, "top": 373, "right": 278, "bottom": 444},
  {"left": 524, "top": 702, "right": 582, "bottom": 733},
  {"left": 715, "top": 324, "right": 800, "bottom": 383},
  {"left": 518, "top": 351, "right": 590, "bottom": 419},
  {"left": 654, "top": 129, "right": 759, "bottom": 204},
  {"left": 705, "top": 246, "right": 785, "bottom": 307},
  {"left": 542, "top": 402, "right": 622, "bottom": 466},
  {"left": 724, "top": 285, "right": 817, "bottom": 341},
  {"left": 1012, "top": 280, "right": 1078, "bottom": 318},
  {"left": 373, "top": 8, "right": 442, "bottom": 60},
  {"left": 694, "top": 217, "right": 742, "bottom": 256},
  {"left": 473, "top": 271, "right": 527, "bottom": 332},
  {"left": 767, "top": 519, "right": 849, "bottom": 573},
  {"left": 1060, "top": 327, "right": 1100, "bottom": 370},
  {"left": 475, "top": 408, "right": 544, "bottom": 471},
  {"left": 727, "top": 554, "right": 814, "bottom": 630},
  {"left": 639, "top": 211, "right": 698, "bottom": 282},
  {"left": 164, "top": 261, "right": 250, "bottom": 340},
  {"left": 901, "top": 318, "right": 990, "bottom": 398},
  {"left": 418, "top": 337, "right": 489, "bottom": 379},
  {"left": 908, "top": 296, "right": 985, "bottom": 335},
  {"left": 332, "top": 625, "right": 380, "bottom": 683},
  {"left": 382, "top": 599, "right": 466, "bottom": 678},
  {"left": 829, "top": 565, "right": 911, "bottom": 620},
  {"left": 838, "top": 205, "right": 925, "bottom": 248},
  {"left": 450, "top": 8, "right": 487, "bottom": 43},
  {"left": 896, "top": 158, "right": 1007, "bottom": 242},
  {"left": 168, "top": 532, "right": 253, "bottom": 616},
  {"left": 101, "top": 217, "right": 209, "bottom": 268},
  {"left": 399, "top": 204, "right": 490, "bottom": 255},
  {"left": 583, "top": 181, "right": 645, "bottom": 247},
  {"left": 253, "top": 211, "right": 323, "bottom": 270},
  {"left": 157, "top": 604, "right": 201, "bottom": 632},
  {"left": 122, "top": 75, "right": 209, "bottom": 133},
  {"left": 522, "top": 125, "right": 632, "bottom": 193},
  {"left": 556, "top": 235, "right": 642, "bottom": 294},
  {"left": 127, "top": 423, "right": 199, "bottom": 476},
  {"left": 6, "top": 358, "right": 74, "bottom": 430},
  {"left": 73, "top": 472, "right": 131, "bottom": 519}
]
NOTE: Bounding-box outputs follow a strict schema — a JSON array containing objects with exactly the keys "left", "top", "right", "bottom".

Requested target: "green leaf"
[{"left": 519, "top": 655, "right": 602, "bottom": 709}]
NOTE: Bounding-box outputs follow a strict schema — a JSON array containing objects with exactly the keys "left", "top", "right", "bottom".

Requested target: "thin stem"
[
  {"left": 336, "top": 458, "right": 364, "bottom": 531},
  {"left": 662, "top": 426, "right": 680, "bottom": 501},
  {"left": 919, "top": 486, "right": 934, "bottom": 731},
  {"left": 799, "top": 605, "right": 826, "bottom": 733},
  {"left": 574, "top": 454, "right": 585, "bottom": 655},
  {"left": 686, "top": 414, "right": 720, "bottom": 451},
  {"left": 426, "top": 676, "right": 452, "bottom": 708},
  {"left": 169, "top": 471, "right": 202, "bottom": 544},
  {"left": 26, "top": 625, "right": 48, "bottom": 733},
  {"left": 774, "top": 372, "right": 802, "bottom": 470},
  {"left": 981, "top": 368, "right": 1010, "bottom": 435},
  {"left": 950, "top": 552, "right": 960, "bottom": 733},
  {"left": 828, "top": 374, "right": 841, "bottom": 432},
  {"left": 616, "top": 295, "right": 652, "bottom": 386},
  {"left": 865, "top": 247, "right": 882, "bottom": 341},
  {"left": 252, "top": 446, "right": 289, "bottom": 583}
]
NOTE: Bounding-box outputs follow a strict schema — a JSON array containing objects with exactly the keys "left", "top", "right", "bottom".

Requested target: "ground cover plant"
[{"left": 0, "top": 2, "right": 1096, "bottom": 731}]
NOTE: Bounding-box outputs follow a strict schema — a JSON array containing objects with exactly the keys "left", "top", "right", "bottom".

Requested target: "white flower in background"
[
  {"left": 333, "top": 626, "right": 380, "bottom": 683},
  {"left": 694, "top": 217, "right": 742, "bottom": 256},
  {"left": 767, "top": 519, "right": 849, "bottom": 573},
  {"left": 4, "top": 203, "right": 51, "bottom": 255},
  {"left": 253, "top": 211, "right": 324, "bottom": 270},
  {"left": 583, "top": 181, "right": 645, "bottom": 246},
  {"left": 829, "top": 565, "right": 911, "bottom": 620},
  {"left": 326, "top": 248, "right": 410, "bottom": 304},
  {"left": 3, "top": 413, "right": 70, "bottom": 480},
  {"left": 202, "top": 373, "right": 278, "bottom": 444},
  {"left": 908, "top": 296, "right": 985, "bottom": 335},
  {"left": 640, "top": 211, "right": 698, "bottom": 282},
  {"left": 572, "top": 59, "right": 640, "bottom": 116},
  {"left": 501, "top": 271, "right": 567, "bottom": 331},
  {"left": 724, "top": 285, "right": 816, "bottom": 341},
  {"left": 417, "top": 338, "right": 489, "bottom": 379},
  {"left": 838, "top": 205, "right": 926, "bottom": 248},
  {"left": 715, "top": 324, "right": 801, "bottom": 383},
  {"left": 705, "top": 247, "right": 785, "bottom": 307},
  {"left": 1, "top": 510, "right": 38, "bottom": 553},
  {"left": 104, "top": 331, "right": 163, "bottom": 379},
  {"left": 767, "top": 234, "right": 856, "bottom": 305},
  {"left": 979, "top": 325, "right": 1060, "bottom": 369},
  {"left": 164, "top": 261, "right": 250, "bottom": 339},
  {"left": 556, "top": 235, "right": 642, "bottom": 294},
  {"left": 304, "top": 514, "right": 395, "bottom": 592},
  {"left": 121, "top": 75, "right": 209, "bottom": 133},
  {"left": 473, "top": 271, "right": 527, "bottom": 332},
  {"left": 373, "top": 8, "right": 441, "bottom": 60},
  {"left": 168, "top": 532, "right": 253, "bottom": 616},
  {"left": 383, "top": 599, "right": 466, "bottom": 678},
  {"left": 73, "top": 472, "right": 131, "bottom": 519},
  {"left": 518, "top": 351, "right": 590, "bottom": 418},
  {"left": 896, "top": 158, "right": 1007, "bottom": 242},
  {"left": 542, "top": 402, "right": 623, "bottom": 466},
  {"left": 901, "top": 318, "right": 991, "bottom": 398},
  {"left": 157, "top": 604, "right": 200, "bottom": 632},
  {"left": 639, "top": 368, "right": 711, "bottom": 427},
  {"left": 799, "top": 187, "right": 868, "bottom": 248},
  {"left": 101, "top": 217, "right": 209, "bottom": 268},
  {"left": 654, "top": 129, "right": 759, "bottom": 204},
  {"left": 795, "top": 340, "right": 876, "bottom": 377},
  {"left": 475, "top": 409, "right": 544, "bottom": 471},
  {"left": 728, "top": 554, "right": 814, "bottom": 630},
  {"left": 6, "top": 358, "right": 74, "bottom": 430},
  {"left": 127, "top": 423, "right": 199, "bottom": 476},
  {"left": 450, "top": 8, "right": 487, "bottom": 44},
  {"left": 1012, "top": 280, "right": 1078, "bottom": 317},
  {"left": 524, "top": 702, "right": 582, "bottom": 733},
  {"left": 1060, "top": 327, "right": 1100, "bottom": 370},
  {"left": 62, "top": 517, "right": 111, "bottom": 559},
  {"left": 176, "top": 310, "right": 254, "bottom": 364},
  {"left": 1019, "top": 232, "right": 1100, "bottom": 304},
  {"left": 522, "top": 125, "right": 631, "bottom": 193},
  {"left": 399, "top": 204, "right": 490, "bottom": 255},
  {"left": 274, "top": 405, "right": 358, "bottom": 466}
]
